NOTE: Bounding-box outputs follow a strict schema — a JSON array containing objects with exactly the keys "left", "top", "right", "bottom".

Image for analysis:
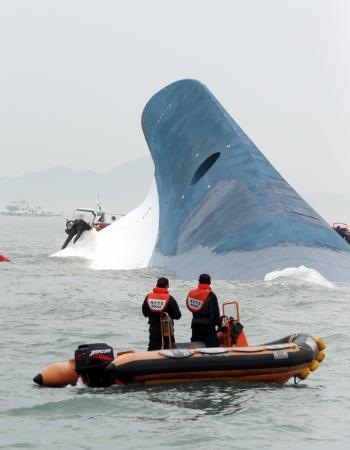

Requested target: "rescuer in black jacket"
[
  {"left": 142, "top": 277, "right": 181, "bottom": 351},
  {"left": 186, "top": 274, "right": 221, "bottom": 347}
]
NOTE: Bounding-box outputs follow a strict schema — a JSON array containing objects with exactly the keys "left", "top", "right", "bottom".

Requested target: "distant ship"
[{"left": 1, "top": 200, "right": 62, "bottom": 217}]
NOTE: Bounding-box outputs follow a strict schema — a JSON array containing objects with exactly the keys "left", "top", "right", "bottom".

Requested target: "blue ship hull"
[{"left": 142, "top": 80, "right": 350, "bottom": 281}]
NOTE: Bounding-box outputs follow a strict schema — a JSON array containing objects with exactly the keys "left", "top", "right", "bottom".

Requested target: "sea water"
[{"left": 0, "top": 215, "right": 349, "bottom": 449}]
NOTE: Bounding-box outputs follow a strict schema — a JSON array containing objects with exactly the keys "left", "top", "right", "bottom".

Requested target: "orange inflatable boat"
[{"left": 33, "top": 302, "right": 326, "bottom": 388}]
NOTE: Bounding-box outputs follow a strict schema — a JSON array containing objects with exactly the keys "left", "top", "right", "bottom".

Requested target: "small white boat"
[{"left": 61, "top": 201, "right": 123, "bottom": 249}]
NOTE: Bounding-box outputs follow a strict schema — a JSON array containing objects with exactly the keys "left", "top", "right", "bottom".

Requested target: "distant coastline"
[{"left": 0, "top": 158, "right": 154, "bottom": 218}]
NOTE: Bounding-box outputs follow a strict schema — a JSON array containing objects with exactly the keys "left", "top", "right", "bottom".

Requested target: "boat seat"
[{"left": 174, "top": 342, "right": 207, "bottom": 349}]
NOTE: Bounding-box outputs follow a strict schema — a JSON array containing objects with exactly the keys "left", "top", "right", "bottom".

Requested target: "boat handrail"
[{"left": 222, "top": 301, "right": 240, "bottom": 322}]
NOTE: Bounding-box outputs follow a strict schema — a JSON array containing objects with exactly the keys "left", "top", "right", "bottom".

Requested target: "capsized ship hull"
[{"left": 141, "top": 79, "right": 350, "bottom": 281}]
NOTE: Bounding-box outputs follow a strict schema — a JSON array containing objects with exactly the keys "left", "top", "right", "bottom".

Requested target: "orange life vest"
[
  {"left": 146, "top": 287, "right": 170, "bottom": 314},
  {"left": 186, "top": 284, "right": 212, "bottom": 313}
]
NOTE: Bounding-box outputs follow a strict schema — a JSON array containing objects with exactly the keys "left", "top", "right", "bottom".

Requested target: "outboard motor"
[{"left": 74, "top": 343, "right": 114, "bottom": 387}]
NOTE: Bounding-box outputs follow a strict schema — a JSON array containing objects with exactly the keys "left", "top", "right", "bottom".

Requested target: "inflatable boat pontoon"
[{"left": 33, "top": 303, "right": 326, "bottom": 388}]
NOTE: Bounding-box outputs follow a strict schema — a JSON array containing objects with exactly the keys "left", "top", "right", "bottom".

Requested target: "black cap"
[
  {"left": 156, "top": 277, "right": 169, "bottom": 288},
  {"left": 199, "top": 274, "right": 211, "bottom": 284}
]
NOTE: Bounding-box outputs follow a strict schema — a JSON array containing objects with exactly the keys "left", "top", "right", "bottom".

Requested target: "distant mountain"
[
  {"left": 0, "top": 157, "right": 154, "bottom": 216},
  {"left": 1, "top": 159, "right": 348, "bottom": 225}
]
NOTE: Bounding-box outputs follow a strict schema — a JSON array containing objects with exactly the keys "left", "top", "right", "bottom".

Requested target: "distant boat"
[
  {"left": 333, "top": 223, "right": 350, "bottom": 244},
  {"left": 0, "top": 200, "right": 62, "bottom": 217}
]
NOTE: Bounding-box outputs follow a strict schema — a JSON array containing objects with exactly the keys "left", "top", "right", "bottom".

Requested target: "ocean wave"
[{"left": 264, "top": 265, "right": 334, "bottom": 288}]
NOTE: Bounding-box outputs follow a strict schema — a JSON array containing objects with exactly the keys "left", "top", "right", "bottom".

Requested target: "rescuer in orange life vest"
[
  {"left": 142, "top": 277, "right": 181, "bottom": 351},
  {"left": 186, "top": 274, "right": 221, "bottom": 347}
]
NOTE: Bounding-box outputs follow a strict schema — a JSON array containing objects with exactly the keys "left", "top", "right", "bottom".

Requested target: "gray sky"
[{"left": 1, "top": 1, "right": 349, "bottom": 213}]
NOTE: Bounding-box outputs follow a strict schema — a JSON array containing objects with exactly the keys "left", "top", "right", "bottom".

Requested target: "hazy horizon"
[
  {"left": 1, "top": 3, "right": 349, "bottom": 173},
  {"left": 1, "top": 0, "right": 349, "bottom": 221},
  {"left": 0, "top": 155, "right": 151, "bottom": 178}
]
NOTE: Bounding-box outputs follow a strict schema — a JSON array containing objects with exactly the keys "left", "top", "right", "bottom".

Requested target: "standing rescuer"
[
  {"left": 186, "top": 274, "right": 221, "bottom": 347},
  {"left": 142, "top": 277, "right": 181, "bottom": 351}
]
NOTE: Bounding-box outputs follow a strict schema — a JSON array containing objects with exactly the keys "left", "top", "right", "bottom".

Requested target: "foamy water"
[{"left": 264, "top": 265, "right": 335, "bottom": 288}]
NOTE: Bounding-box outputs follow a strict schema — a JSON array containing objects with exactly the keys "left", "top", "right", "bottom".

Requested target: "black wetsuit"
[
  {"left": 142, "top": 296, "right": 181, "bottom": 351},
  {"left": 190, "top": 292, "right": 221, "bottom": 347}
]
